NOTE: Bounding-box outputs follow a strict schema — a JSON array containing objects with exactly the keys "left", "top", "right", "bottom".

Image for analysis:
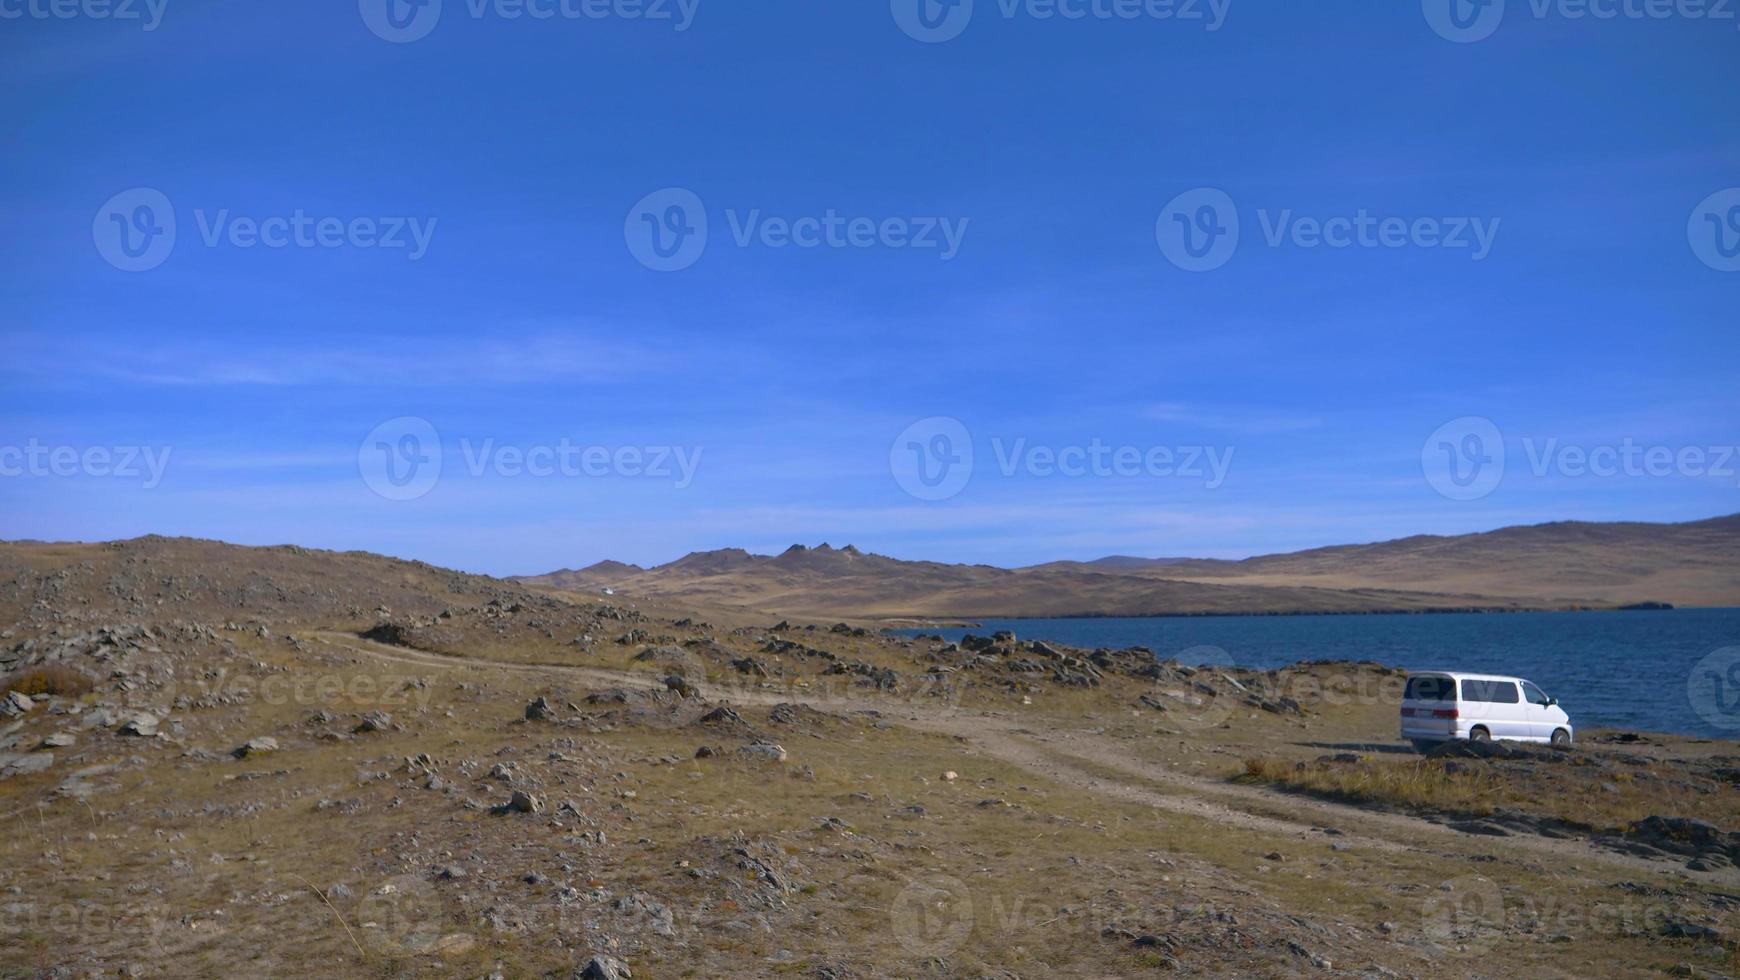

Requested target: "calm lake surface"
[{"left": 892, "top": 609, "right": 1740, "bottom": 739}]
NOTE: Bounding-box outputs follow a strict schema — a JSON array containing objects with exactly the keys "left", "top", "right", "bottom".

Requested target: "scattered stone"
[
  {"left": 117, "top": 712, "right": 159, "bottom": 738},
  {"left": 737, "top": 743, "right": 788, "bottom": 763},
  {"left": 233, "top": 737, "right": 278, "bottom": 759},
  {"left": 0, "top": 752, "right": 54, "bottom": 779},
  {"left": 502, "top": 790, "right": 542, "bottom": 814},
  {"left": 577, "top": 955, "right": 632, "bottom": 980},
  {"left": 40, "top": 733, "right": 75, "bottom": 749},
  {"left": 1428, "top": 739, "right": 1521, "bottom": 760},
  {"left": 1663, "top": 920, "right": 1724, "bottom": 943},
  {"left": 699, "top": 706, "right": 743, "bottom": 726},
  {"left": 526, "top": 697, "right": 555, "bottom": 721},
  {"left": 355, "top": 711, "right": 392, "bottom": 734},
  {"left": 2, "top": 691, "right": 34, "bottom": 717}
]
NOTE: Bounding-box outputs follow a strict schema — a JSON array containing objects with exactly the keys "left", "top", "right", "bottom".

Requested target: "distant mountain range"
[{"left": 515, "top": 514, "right": 1740, "bottom": 621}]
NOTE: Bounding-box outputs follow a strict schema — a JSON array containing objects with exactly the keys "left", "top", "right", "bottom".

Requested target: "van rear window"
[
  {"left": 1462, "top": 680, "right": 1520, "bottom": 703},
  {"left": 1405, "top": 676, "right": 1456, "bottom": 701}
]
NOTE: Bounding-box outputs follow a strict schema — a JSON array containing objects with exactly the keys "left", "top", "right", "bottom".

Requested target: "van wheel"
[
  {"left": 1551, "top": 729, "right": 1570, "bottom": 746},
  {"left": 1468, "top": 726, "right": 1491, "bottom": 743}
]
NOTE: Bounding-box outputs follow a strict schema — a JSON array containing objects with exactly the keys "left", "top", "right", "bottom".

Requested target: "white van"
[{"left": 1400, "top": 671, "right": 1573, "bottom": 753}]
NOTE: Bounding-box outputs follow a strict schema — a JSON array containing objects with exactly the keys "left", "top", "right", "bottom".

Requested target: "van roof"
[{"left": 1407, "top": 670, "right": 1533, "bottom": 685}]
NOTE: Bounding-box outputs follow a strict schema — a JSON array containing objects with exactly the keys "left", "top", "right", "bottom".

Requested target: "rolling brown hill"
[
  {"left": 1082, "top": 513, "right": 1740, "bottom": 609},
  {"left": 519, "top": 515, "right": 1740, "bottom": 621}
]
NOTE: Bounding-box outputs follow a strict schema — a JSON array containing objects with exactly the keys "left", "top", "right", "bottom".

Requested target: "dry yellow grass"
[{"left": 1237, "top": 754, "right": 1740, "bottom": 833}]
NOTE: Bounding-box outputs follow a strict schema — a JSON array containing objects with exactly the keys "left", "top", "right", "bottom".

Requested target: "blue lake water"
[{"left": 892, "top": 609, "right": 1740, "bottom": 740}]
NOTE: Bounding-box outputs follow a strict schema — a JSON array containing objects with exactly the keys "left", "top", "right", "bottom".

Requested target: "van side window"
[
  {"left": 1521, "top": 682, "right": 1550, "bottom": 706},
  {"left": 1460, "top": 680, "right": 1519, "bottom": 703}
]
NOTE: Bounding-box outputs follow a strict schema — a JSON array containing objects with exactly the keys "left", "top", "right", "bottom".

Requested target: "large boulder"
[
  {"left": 117, "top": 712, "right": 159, "bottom": 737},
  {"left": 577, "top": 955, "right": 632, "bottom": 980}
]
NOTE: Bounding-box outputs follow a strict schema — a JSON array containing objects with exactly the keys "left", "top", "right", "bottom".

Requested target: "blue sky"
[{"left": 2, "top": 0, "right": 1737, "bottom": 575}]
